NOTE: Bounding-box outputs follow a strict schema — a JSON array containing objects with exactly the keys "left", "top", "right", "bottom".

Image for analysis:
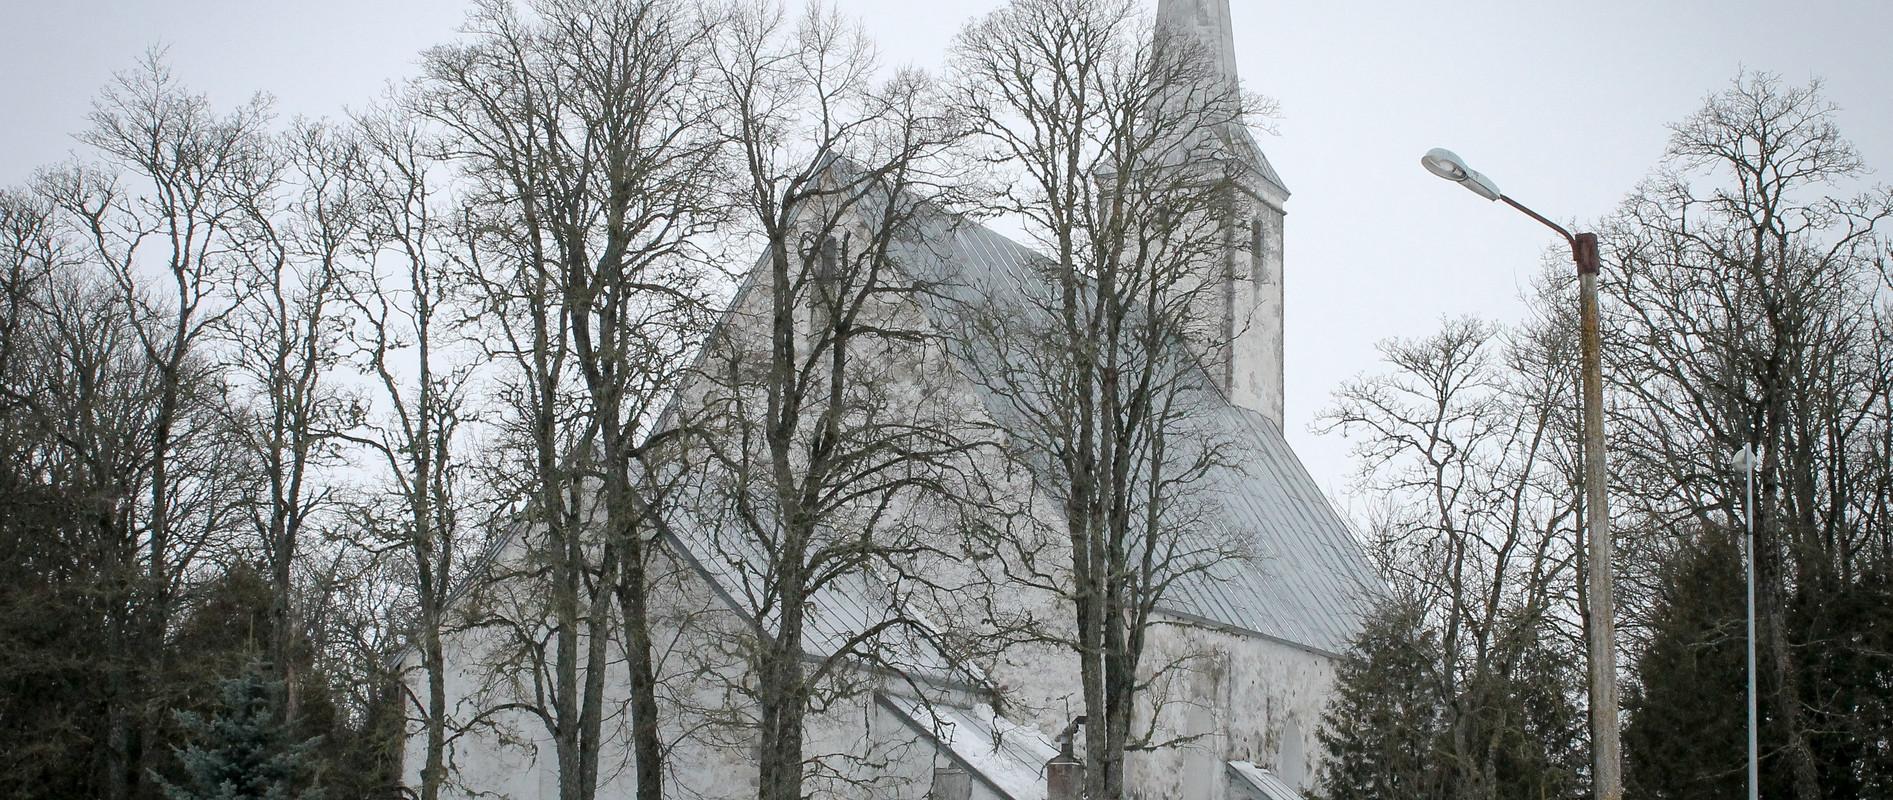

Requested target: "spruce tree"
[
  {"left": 1317, "top": 597, "right": 1445, "bottom": 800},
  {"left": 155, "top": 667, "right": 319, "bottom": 800},
  {"left": 1798, "top": 553, "right": 1893, "bottom": 797},
  {"left": 1625, "top": 528, "right": 1893, "bottom": 800},
  {"left": 1622, "top": 528, "right": 1746, "bottom": 800}
]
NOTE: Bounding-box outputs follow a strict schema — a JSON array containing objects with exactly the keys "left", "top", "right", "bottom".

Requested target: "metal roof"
[
  {"left": 446, "top": 187, "right": 1368, "bottom": 695},
  {"left": 1228, "top": 761, "right": 1308, "bottom": 800},
  {"left": 447, "top": 214, "right": 1372, "bottom": 682},
  {"left": 663, "top": 509, "right": 973, "bottom": 684},
  {"left": 883, "top": 696, "right": 1058, "bottom": 800},
  {"left": 887, "top": 215, "right": 1377, "bottom": 656}
]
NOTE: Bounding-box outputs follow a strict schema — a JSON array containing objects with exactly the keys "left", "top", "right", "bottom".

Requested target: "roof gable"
[{"left": 883, "top": 214, "right": 1376, "bottom": 655}]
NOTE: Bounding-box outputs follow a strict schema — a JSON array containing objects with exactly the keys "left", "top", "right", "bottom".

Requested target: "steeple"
[
  {"left": 1156, "top": 0, "right": 1239, "bottom": 88},
  {"left": 1152, "top": 0, "right": 1287, "bottom": 193},
  {"left": 1152, "top": 0, "right": 1292, "bottom": 426}
]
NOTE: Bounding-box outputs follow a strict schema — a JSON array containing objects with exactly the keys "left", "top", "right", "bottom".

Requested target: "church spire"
[
  {"left": 1152, "top": 0, "right": 1292, "bottom": 427},
  {"left": 1156, "top": 0, "right": 1239, "bottom": 85},
  {"left": 1150, "top": 0, "right": 1285, "bottom": 193}
]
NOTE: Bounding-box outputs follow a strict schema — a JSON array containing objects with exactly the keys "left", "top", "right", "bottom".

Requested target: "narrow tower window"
[
  {"left": 817, "top": 234, "right": 839, "bottom": 286},
  {"left": 1250, "top": 217, "right": 1268, "bottom": 283}
]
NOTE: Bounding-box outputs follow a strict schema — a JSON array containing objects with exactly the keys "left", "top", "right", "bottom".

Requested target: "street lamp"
[
  {"left": 1420, "top": 147, "right": 1623, "bottom": 800},
  {"left": 1731, "top": 443, "right": 1760, "bottom": 800}
]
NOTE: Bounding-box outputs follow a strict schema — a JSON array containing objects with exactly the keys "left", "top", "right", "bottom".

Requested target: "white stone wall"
[
  {"left": 1126, "top": 615, "right": 1337, "bottom": 800},
  {"left": 402, "top": 542, "right": 977, "bottom": 800},
  {"left": 973, "top": 608, "right": 1339, "bottom": 800},
  {"left": 1229, "top": 184, "right": 1289, "bottom": 427}
]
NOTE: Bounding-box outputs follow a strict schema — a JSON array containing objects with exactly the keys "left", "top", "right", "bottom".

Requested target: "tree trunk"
[
  {"left": 1755, "top": 458, "right": 1823, "bottom": 800},
  {"left": 756, "top": 588, "right": 808, "bottom": 800},
  {"left": 615, "top": 534, "right": 665, "bottom": 800},
  {"left": 420, "top": 607, "right": 448, "bottom": 800}
]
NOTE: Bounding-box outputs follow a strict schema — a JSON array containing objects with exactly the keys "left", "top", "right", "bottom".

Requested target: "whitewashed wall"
[
  {"left": 402, "top": 201, "right": 1346, "bottom": 800},
  {"left": 973, "top": 604, "right": 1338, "bottom": 800},
  {"left": 1126, "top": 615, "right": 1337, "bottom": 799},
  {"left": 401, "top": 544, "right": 982, "bottom": 800}
]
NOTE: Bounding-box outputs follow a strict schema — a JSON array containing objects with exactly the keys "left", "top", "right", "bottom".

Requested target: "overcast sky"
[{"left": 5, "top": 0, "right": 1891, "bottom": 508}]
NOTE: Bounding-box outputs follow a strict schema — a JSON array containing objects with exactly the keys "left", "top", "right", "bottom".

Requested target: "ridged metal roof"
[
  {"left": 884, "top": 696, "right": 1057, "bottom": 800},
  {"left": 660, "top": 491, "right": 971, "bottom": 683},
  {"left": 450, "top": 207, "right": 1373, "bottom": 673},
  {"left": 890, "top": 217, "right": 1376, "bottom": 656}
]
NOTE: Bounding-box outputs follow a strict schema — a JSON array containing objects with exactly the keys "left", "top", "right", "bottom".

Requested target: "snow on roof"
[
  {"left": 1228, "top": 761, "right": 1308, "bottom": 800},
  {"left": 883, "top": 696, "right": 1057, "bottom": 800}
]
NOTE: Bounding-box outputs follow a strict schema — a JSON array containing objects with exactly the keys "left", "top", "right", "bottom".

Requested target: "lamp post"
[
  {"left": 1420, "top": 148, "right": 1623, "bottom": 800},
  {"left": 1732, "top": 443, "right": 1760, "bottom": 800}
]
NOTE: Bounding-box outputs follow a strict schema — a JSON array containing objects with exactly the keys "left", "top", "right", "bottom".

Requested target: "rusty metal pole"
[
  {"left": 1420, "top": 149, "right": 1624, "bottom": 800},
  {"left": 1574, "top": 231, "right": 1623, "bottom": 800}
]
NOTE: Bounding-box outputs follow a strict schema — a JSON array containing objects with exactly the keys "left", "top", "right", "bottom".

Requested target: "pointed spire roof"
[
  {"left": 1153, "top": 0, "right": 1288, "bottom": 195},
  {"left": 1157, "top": 0, "right": 1239, "bottom": 86}
]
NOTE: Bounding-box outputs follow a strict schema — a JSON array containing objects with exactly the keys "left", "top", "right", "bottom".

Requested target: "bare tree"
[
  {"left": 1600, "top": 72, "right": 1893, "bottom": 800},
  {"left": 944, "top": 1, "right": 1270, "bottom": 795},
  {"left": 37, "top": 51, "right": 277, "bottom": 800},
  {"left": 688, "top": 3, "right": 982, "bottom": 798},
  {"left": 216, "top": 119, "right": 362, "bottom": 719},
  {"left": 0, "top": 190, "right": 65, "bottom": 393},
  {"left": 422, "top": 9, "right": 618, "bottom": 799},
  {"left": 332, "top": 104, "right": 486, "bottom": 800},
  {"left": 416, "top": 2, "right": 720, "bottom": 798},
  {"left": 1317, "top": 313, "right": 1588, "bottom": 800},
  {"left": 0, "top": 209, "right": 163, "bottom": 798}
]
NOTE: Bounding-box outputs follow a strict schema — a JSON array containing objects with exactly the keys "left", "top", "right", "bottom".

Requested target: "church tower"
[{"left": 1155, "top": 0, "right": 1290, "bottom": 427}]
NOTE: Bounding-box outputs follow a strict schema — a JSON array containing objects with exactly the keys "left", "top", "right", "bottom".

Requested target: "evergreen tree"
[
  {"left": 0, "top": 466, "right": 115, "bottom": 798},
  {"left": 1623, "top": 527, "right": 1752, "bottom": 800},
  {"left": 1319, "top": 596, "right": 1588, "bottom": 800},
  {"left": 155, "top": 667, "right": 319, "bottom": 800},
  {"left": 1486, "top": 630, "right": 1587, "bottom": 800},
  {"left": 1626, "top": 526, "right": 1893, "bottom": 800},
  {"left": 1797, "top": 553, "right": 1893, "bottom": 797},
  {"left": 1318, "top": 597, "right": 1446, "bottom": 800}
]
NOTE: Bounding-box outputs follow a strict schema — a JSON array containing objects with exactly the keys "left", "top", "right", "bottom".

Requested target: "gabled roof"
[
  {"left": 423, "top": 173, "right": 1366, "bottom": 800},
  {"left": 1229, "top": 761, "right": 1308, "bottom": 800},
  {"left": 884, "top": 696, "right": 1059, "bottom": 800},
  {"left": 445, "top": 199, "right": 1369, "bottom": 684},
  {"left": 886, "top": 215, "right": 1375, "bottom": 656}
]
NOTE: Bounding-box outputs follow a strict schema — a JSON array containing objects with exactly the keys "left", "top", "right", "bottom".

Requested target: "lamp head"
[{"left": 1422, "top": 147, "right": 1503, "bottom": 201}]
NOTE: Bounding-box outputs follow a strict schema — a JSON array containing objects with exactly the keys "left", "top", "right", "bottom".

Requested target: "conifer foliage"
[
  {"left": 1622, "top": 529, "right": 1746, "bottom": 800},
  {"left": 155, "top": 668, "right": 319, "bottom": 800},
  {"left": 1316, "top": 595, "right": 1586, "bottom": 800},
  {"left": 1317, "top": 597, "right": 1444, "bottom": 800}
]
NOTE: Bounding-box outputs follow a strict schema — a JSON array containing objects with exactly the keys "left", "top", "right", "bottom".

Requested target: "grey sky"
[{"left": 5, "top": 0, "right": 1890, "bottom": 506}]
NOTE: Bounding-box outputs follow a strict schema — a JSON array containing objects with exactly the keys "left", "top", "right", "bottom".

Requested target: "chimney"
[
  {"left": 928, "top": 765, "right": 972, "bottom": 800},
  {"left": 1046, "top": 716, "right": 1086, "bottom": 800}
]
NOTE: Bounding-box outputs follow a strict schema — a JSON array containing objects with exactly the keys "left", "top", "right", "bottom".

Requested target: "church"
[{"left": 401, "top": 1, "right": 1377, "bottom": 798}]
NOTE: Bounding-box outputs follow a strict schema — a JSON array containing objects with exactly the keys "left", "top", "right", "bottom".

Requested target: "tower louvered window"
[{"left": 1250, "top": 217, "right": 1267, "bottom": 283}]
